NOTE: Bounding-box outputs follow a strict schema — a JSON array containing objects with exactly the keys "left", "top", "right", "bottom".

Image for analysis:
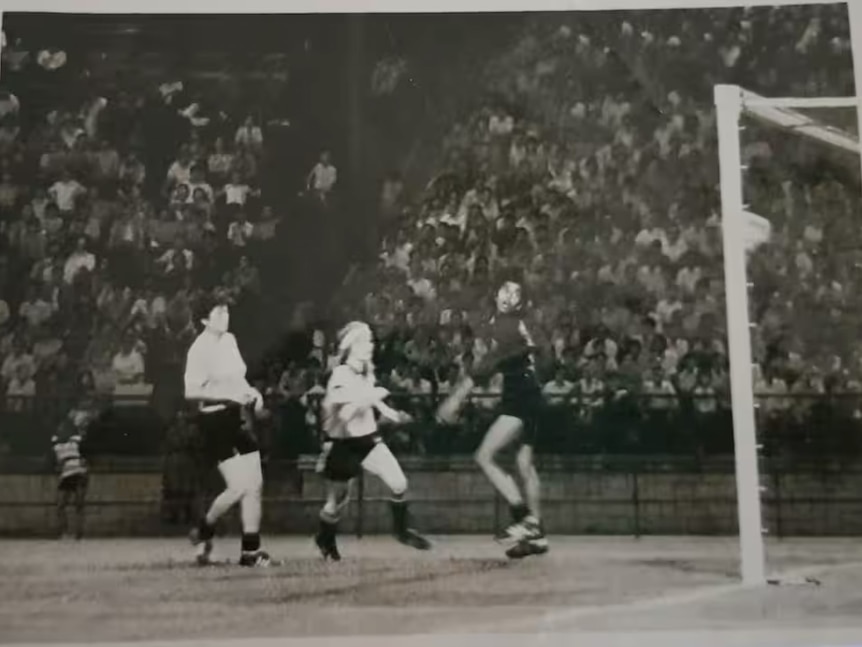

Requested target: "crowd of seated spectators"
[
  {"left": 0, "top": 33, "right": 282, "bottom": 453},
  {"left": 316, "top": 4, "right": 862, "bottom": 457},
  {"left": 2, "top": 6, "right": 861, "bottom": 461}
]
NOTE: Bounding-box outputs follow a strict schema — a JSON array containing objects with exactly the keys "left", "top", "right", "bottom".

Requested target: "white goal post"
[{"left": 714, "top": 83, "right": 860, "bottom": 586}]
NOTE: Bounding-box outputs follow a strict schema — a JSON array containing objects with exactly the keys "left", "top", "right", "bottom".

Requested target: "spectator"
[
  {"left": 63, "top": 237, "right": 96, "bottom": 285},
  {"left": 1, "top": 337, "right": 36, "bottom": 384},
  {"left": 49, "top": 169, "right": 86, "bottom": 215},
  {"left": 18, "top": 285, "right": 55, "bottom": 329},
  {"left": 207, "top": 136, "right": 234, "bottom": 185},
  {"left": 165, "top": 147, "right": 194, "bottom": 190},
  {"left": 235, "top": 115, "right": 264, "bottom": 151},
  {"left": 306, "top": 150, "right": 337, "bottom": 202},
  {"left": 221, "top": 171, "right": 256, "bottom": 208},
  {"left": 227, "top": 211, "right": 254, "bottom": 250},
  {"left": 111, "top": 334, "right": 146, "bottom": 386}
]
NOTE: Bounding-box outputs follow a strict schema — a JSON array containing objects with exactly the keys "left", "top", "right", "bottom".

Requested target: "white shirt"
[
  {"left": 112, "top": 350, "right": 145, "bottom": 384},
  {"left": 635, "top": 227, "right": 667, "bottom": 248},
  {"left": 235, "top": 126, "right": 263, "bottom": 147},
  {"left": 158, "top": 248, "right": 194, "bottom": 273},
  {"left": 662, "top": 236, "right": 689, "bottom": 263},
  {"left": 227, "top": 221, "right": 254, "bottom": 247},
  {"left": 676, "top": 266, "right": 702, "bottom": 294},
  {"left": 63, "top": 251, "right": 96, "bottom": 284},
  {"left": 184, "top": 331, "right": 253, "bottom": 409},
  {"left": 19, "top": 299, "right": 54, "bottom": 327},
  {"left": 489, "top": 114, "right": 514, "bottom": 136},
  {"left": 310, "top": 163, "right": 337, "bottom": 192},
  {"left": 322, "top": 364, "right": 379, "bottom": 440},
  {"left": 167, "top": 161, "right": 192, "bottom": 186},
  {"left": 49, "top": 180, "right": 84, "bottom": 212},
  {"left": 225, "top": 183, "right": 251, "bottom": 205}
]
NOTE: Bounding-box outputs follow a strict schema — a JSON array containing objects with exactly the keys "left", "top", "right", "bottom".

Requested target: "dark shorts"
[
  {"left": 498, "top": 386, "right": 543, "bottom": 447},
  {"left": 58, "top": 473, "right": 88, "bottom": 494},
  {"left": 198, "top": 404, "right": 258, "bottom": 464},
  {"left": 322, "top": 434, "right": 382, "bottom": 483}
]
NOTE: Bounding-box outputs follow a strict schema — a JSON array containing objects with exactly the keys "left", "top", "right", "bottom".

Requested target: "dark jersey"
[{"left": 470, "top": 312, "right": 539, "bottom": 393}]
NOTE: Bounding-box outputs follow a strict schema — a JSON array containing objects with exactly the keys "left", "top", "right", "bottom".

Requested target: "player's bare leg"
[
  {"left": 362, "top": 443, "right": 431, "bottom": 550},
  {"left": 475, "top": 415, "right": 534, "bottom": 545}
]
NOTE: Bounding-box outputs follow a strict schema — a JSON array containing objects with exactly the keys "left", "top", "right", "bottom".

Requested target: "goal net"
[{"left": 715, "top": 84, "right": 861, "bottom": 585}]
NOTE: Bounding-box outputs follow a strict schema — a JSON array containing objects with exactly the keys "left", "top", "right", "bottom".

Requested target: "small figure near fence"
[{"left": 50, "top": 404, "right": 93, "bottom": 540}]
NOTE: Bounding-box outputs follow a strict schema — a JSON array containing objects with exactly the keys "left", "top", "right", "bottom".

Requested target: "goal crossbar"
[
  {"left": 714, "top": 84, "right": 861, "bottom": 587},
  {"left": 740, "top": 89, "right": 860, "bottom": 155}
]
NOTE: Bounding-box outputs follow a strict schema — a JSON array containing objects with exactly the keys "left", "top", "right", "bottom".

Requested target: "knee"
[
  {"left": 389, "top": 473, "right": 408, "bottom": 498},
  {"left": 225, "top": 486, "right": 245, "bottom": 504},
  {"left": 474, "top": 447, "right": 492, "bottom": 469}
]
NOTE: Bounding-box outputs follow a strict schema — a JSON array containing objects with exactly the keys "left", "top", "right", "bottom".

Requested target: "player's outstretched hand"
[{"left": 372, "top": 386, "right": 390, "bottom": 403}]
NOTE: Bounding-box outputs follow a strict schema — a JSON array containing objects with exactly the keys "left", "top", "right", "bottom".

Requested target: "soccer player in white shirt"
[
  {"left": 315, "top": 321, "right": 431, "bottom": 560},
  {"left": 184, "top": 296, "right": 270, "bottom": 567}
]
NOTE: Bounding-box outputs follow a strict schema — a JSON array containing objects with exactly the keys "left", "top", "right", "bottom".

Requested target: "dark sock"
[
  {"left": 510, "top": 503, "right": 529, "bottom": 524},
  {"left": 241, "top": 533, "right": 260, "bottom": 553},
  {"left": 198, "top": 518, "right": 216, "bottom": 541},
  {"left": 390, "top": 497, "right": 409, "bottom": 536}
]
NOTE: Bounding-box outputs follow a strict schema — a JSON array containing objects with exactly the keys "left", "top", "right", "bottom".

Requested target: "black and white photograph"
[{"left": 0, "top": 1, "right": 860, "bottom": 645}]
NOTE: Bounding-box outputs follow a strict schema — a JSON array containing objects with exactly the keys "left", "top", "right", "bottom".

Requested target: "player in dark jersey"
[{"left": 436, "top": 280, "right": 548, "bottom": 559}]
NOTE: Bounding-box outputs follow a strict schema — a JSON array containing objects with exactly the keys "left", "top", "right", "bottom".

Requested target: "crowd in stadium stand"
[
  {"left": 0, "top": 35, "right": 280, "bottom": 444},
  {"left": 0, "top": 5, "right": 860, "bottom": 460},
  {"left": 328, "top": 4, "right": 861, "bottom": 455}
]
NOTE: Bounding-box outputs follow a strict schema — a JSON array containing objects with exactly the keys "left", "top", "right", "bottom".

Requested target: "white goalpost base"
[{"left": 713, "top": 82, "right": 860, "bottom": 586}]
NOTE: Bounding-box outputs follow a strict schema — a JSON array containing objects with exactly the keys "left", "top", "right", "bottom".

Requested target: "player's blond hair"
[{"left": 337, "top": 321, "right": 373, "bottom": 363}]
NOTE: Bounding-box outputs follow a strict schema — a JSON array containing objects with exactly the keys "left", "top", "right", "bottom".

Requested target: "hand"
[
  {"left": 242, "top": 388, "right": 264, "bottom": 412},
  {"left": 371, "top": 386, "right": 390, "bottom": 403},
  {"left": 399, "top": 411, "right": 414, "bottom": 425}
]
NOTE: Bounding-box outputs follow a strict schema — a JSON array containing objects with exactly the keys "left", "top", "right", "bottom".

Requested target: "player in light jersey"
[
  {"left": 437, "top": 280, "right": 548, "bottom": 559},
  {"left": 315, "top": 321, "right": 431, "bottom": 560},
  {"left": 184, "top": 295, "right": 270, "bottom": 567}
]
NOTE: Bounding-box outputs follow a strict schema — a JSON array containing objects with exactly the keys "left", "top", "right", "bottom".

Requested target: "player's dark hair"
[{"left": 194, "top": 292, "right": 229, "bottom": 329}]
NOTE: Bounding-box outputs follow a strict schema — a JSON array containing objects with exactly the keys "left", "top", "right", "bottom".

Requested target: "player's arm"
[
  {"left": 375, "top": 399, "right": 413, "bottom": 425},
  {"left": 327, "top": 370, "right": 389, "bottom": 422}
]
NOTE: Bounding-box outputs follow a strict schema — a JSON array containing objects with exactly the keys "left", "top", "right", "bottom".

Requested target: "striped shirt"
[{"left": 52, "top": 434, "right": 87, "bottom": 480}]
